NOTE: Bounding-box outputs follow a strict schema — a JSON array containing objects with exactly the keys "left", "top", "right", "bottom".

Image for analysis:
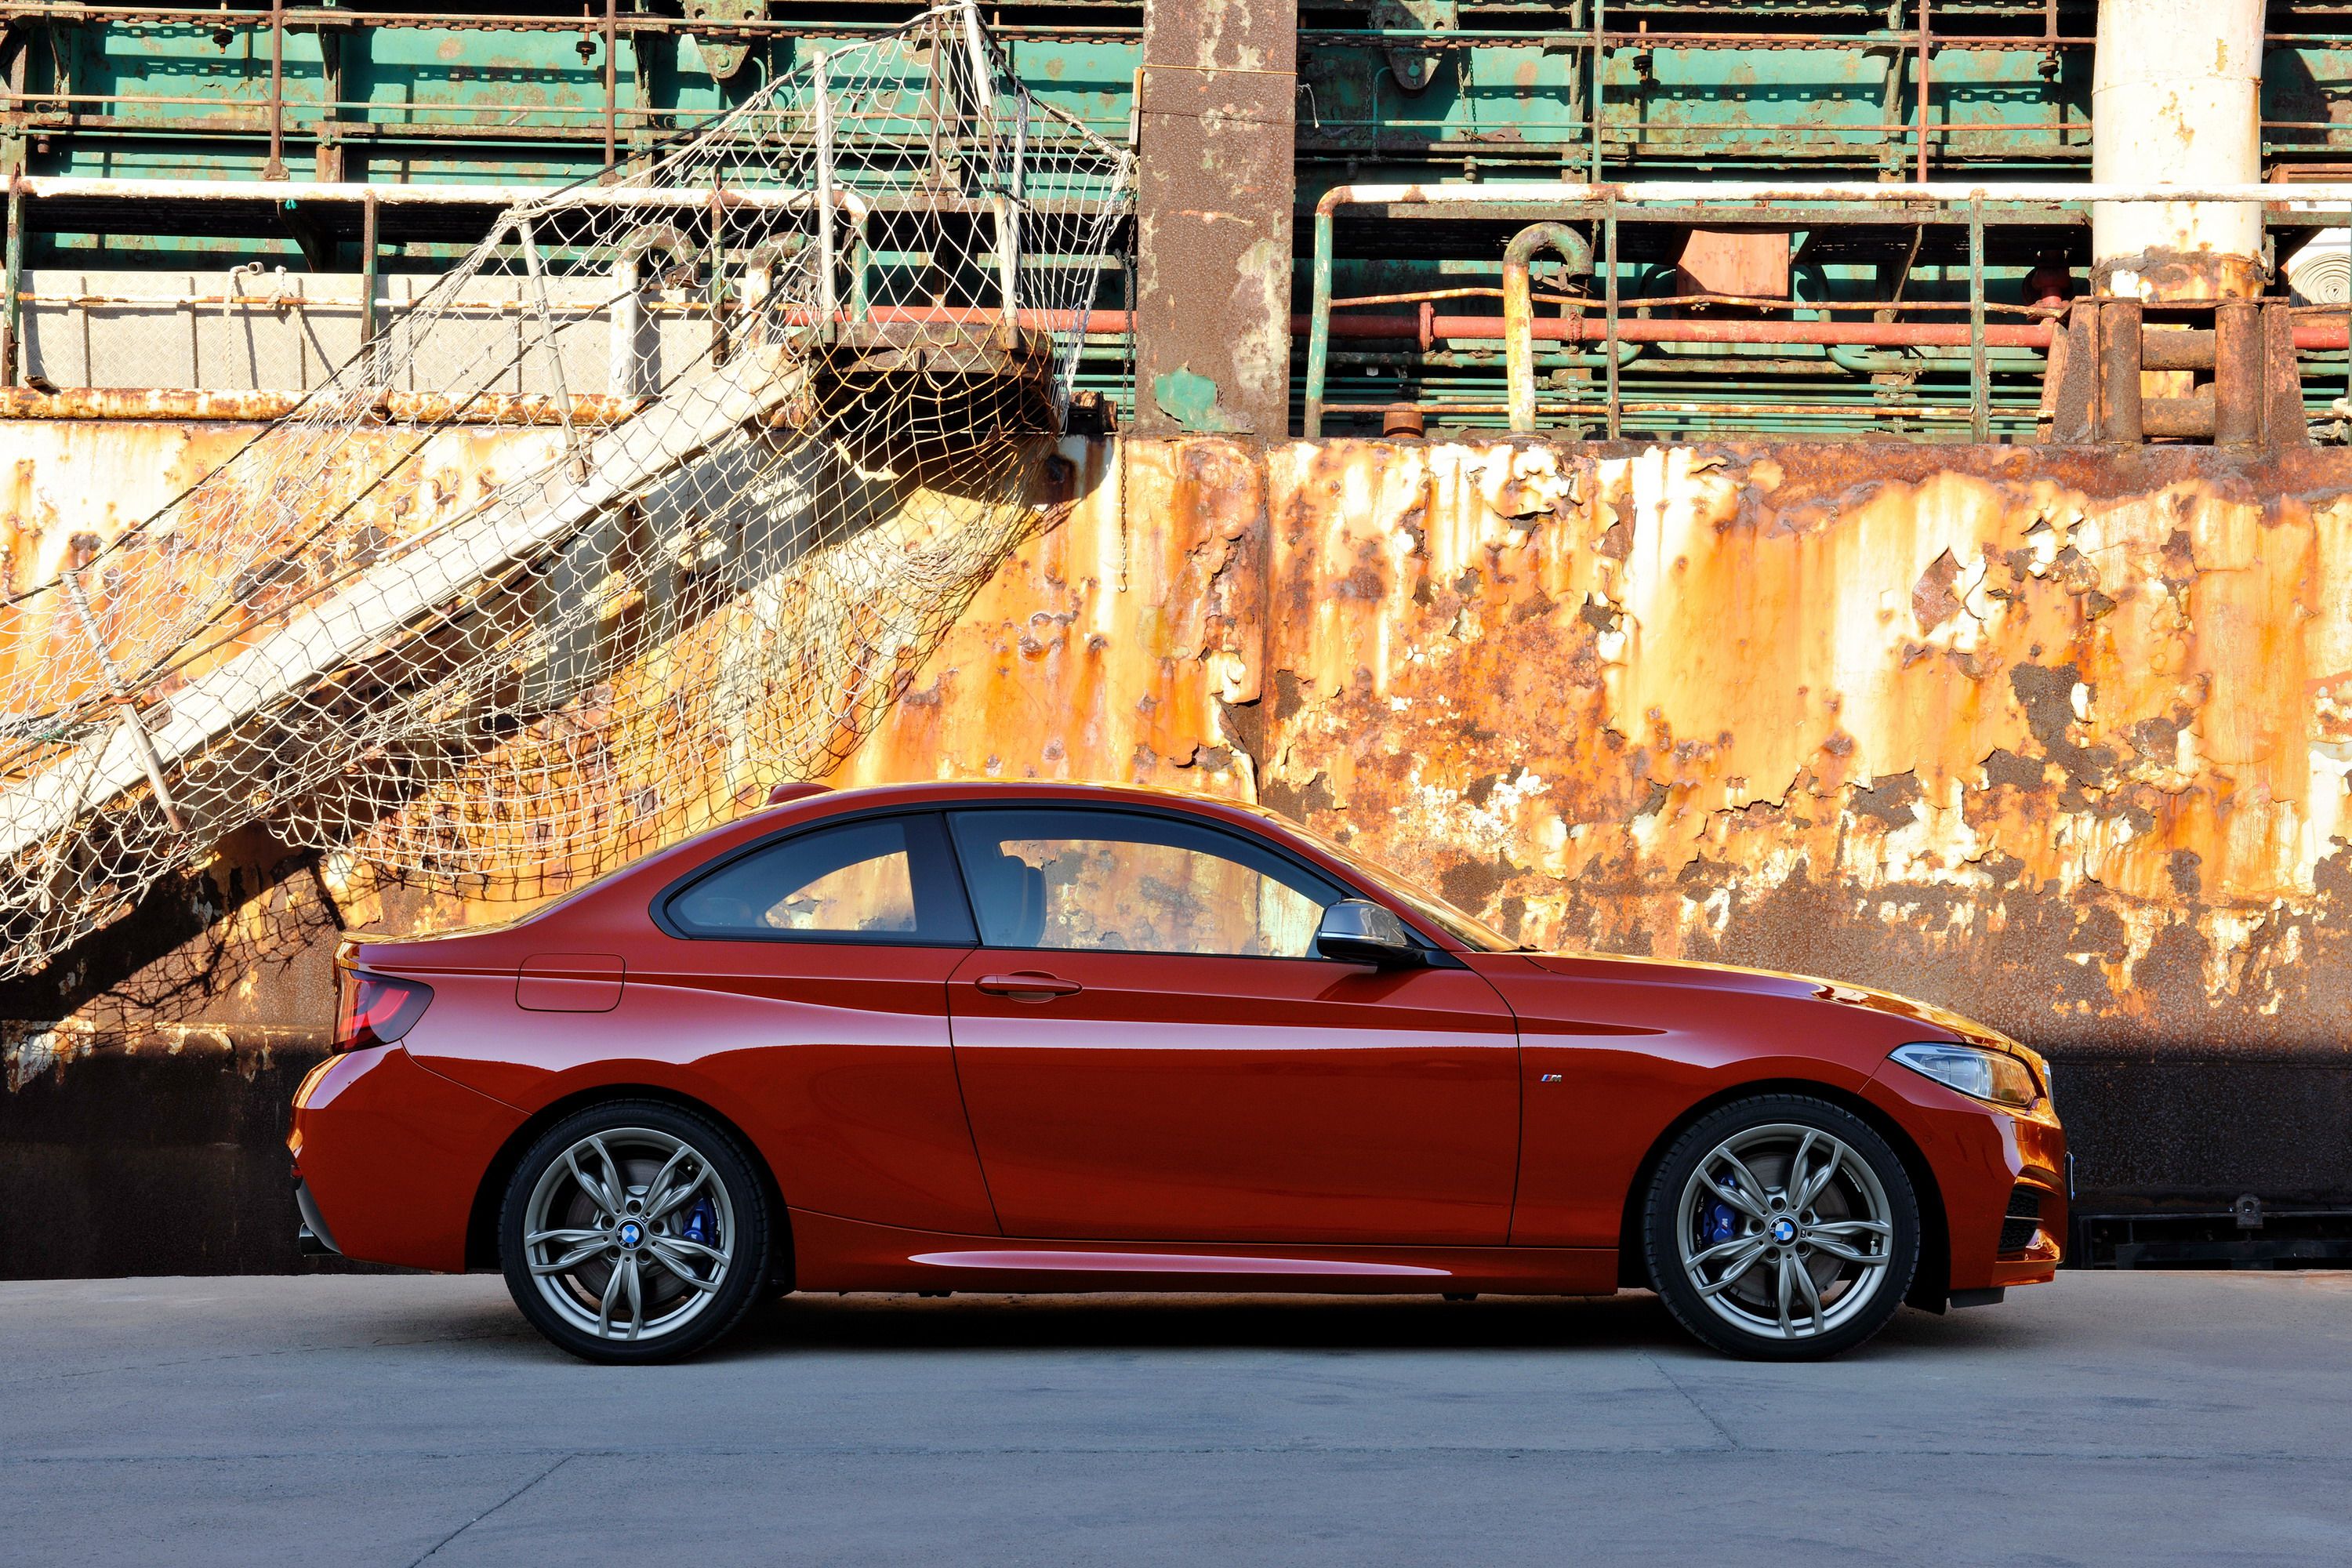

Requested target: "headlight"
[{"left": 1890, "top": 1040, "right": 2042, "bottom": 1110}]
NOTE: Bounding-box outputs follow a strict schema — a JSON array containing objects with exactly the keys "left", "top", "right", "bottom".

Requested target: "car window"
[
  {"left": 946, "top": 808, "right": 1348, "bottom": 958},
  {"left": 666, "top": 814, "right": 975, "bottom": 943}
]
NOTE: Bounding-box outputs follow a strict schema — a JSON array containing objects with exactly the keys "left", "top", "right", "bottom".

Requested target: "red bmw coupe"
[{"left": 291, "top": 781, "right": 2067, "bottom": 1363}]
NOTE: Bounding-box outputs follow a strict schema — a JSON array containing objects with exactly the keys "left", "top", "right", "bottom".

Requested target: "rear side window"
[{"left": 666, "top": 814, "right": 975, "bottom": 944}]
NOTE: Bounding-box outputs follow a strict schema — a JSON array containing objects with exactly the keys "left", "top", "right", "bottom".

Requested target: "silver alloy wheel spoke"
[
  {"left": 1693, "top": 1240, "right": 1770, "bottom": 1297},
  {"left": 585, "top": 1135, "right": 629, "bottom": 1214},
  {"left": 532, "top": 1239, "right": 608, "bottom": 1276},
  {"left": 1774, "top": 1252, "right": 1795, "bottom": 1337},
  {"left": 1807, "top": 1218, "right": 1891, "bottom": 1237},
  {"left": 1785, "top": 1131, "right": 1823, "bottom": 1209},
  {"left": 648, "top": 1239, "right": 720, "bottom": 1292},
  {"left": 647, "top": 1163, "right": 713, "bottom": 1223},
  {"left": 622, "top": 1255, "right": 644, "bottom": 1341},
  {"left": 607, "top": 1250, "right": 635, "bottom": 1335},
  {"left": 1792, "top": 1131, "right": 1844, "bottom": 1213},
  {"left": 526, "top": 1226, "right": 607, "bottom": 1247},
  {"left": 639, "top": 1145, "right": 692, "bottom": 1216},
  {"left": 1789, "top": 1248, "right": 1826, "bottom": 1327},
  {"left": 1804, "top": 1236, "right": 1887, "bottom": 1266},
  {"left": 651, "top": 1235, "right": 727, "bottom": 1265},
  {"left": 1686, "top": 1232, "right": 1766, "bottom": 1269},
  {"left": 564, "top": 1148, "right": 617, "bottom": 1219},
  {"left": 1706, "top": 1153, "right": 1773, "bottom": 1219}
]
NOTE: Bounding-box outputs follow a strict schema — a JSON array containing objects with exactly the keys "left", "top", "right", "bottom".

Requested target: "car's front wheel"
[
  {"left": 1643, "top": 1094, "right": 1920, "bottom": 1360},
  {"left": 498, "top": 1100, "right": 772, "bottom": 1363}
]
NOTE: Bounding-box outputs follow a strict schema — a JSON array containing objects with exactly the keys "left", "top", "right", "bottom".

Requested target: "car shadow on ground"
[{"left": 695, "top": 1287, "right": 2044, "bottom": 1362}]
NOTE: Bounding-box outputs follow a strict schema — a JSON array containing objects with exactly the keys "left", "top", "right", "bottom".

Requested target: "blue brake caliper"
[
  {"left": 1704, "top": 1178, "right": 1740, "bottom": 1246},
  {"left": 683, "top": 1197, "right": 716, "bottom": 1246}
]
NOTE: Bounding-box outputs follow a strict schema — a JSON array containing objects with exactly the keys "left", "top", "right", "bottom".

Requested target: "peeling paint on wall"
[{"left": 848, "top": 436, "right": 2352, "bottom": 1059}]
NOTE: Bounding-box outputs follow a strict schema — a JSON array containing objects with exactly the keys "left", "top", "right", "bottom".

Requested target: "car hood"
[{"left": 1503, "top": 949, "right": 2014, "bottom": 1050}]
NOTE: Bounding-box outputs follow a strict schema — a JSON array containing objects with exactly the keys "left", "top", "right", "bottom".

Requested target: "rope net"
[{"left": 0, "top": 2, "right": 1130, "bottom": 980}]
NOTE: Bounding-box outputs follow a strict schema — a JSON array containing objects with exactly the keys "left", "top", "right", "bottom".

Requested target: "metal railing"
[{"left": 1305, "top": 180, "right": 2352, "bottom": 442}]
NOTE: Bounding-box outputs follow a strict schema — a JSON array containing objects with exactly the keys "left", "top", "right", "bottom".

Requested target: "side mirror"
[{"left": 1315, "top": 899, "right": 1425, "bottom": 968}]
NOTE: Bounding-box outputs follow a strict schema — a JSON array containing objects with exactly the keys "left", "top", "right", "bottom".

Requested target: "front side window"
[
  {"left": 666, "top": 814, "right": 974, "bottom": 943},
  {"left": 946, "top": 808, "right": 1347, "bottom": 958}
]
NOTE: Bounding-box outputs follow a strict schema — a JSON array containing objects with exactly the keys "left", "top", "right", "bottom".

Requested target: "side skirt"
[{"left": 787, "top": 1210, "right": 1620, "bottom": 1296}]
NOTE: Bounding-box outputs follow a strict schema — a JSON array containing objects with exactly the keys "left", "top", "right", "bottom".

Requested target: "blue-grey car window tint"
[{"left": 670, "top": 815, "right": 973, "bottom": 942}]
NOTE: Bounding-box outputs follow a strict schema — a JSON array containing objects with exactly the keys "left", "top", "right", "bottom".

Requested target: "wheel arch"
[
  {"left": 463, "top": 1083, "right": 792, "bottom": 1290},
  {"left": 1611, "top": 1076, "right": 1951, "bottom": 1313}
]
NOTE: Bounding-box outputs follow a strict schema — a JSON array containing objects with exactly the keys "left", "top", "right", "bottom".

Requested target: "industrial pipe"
[
  {"left": 1304, "top": 180, "right": 2352, "bottom": 436},
  {"left": 1501, "top": 223, "right": 1594, "bottom": 432}
]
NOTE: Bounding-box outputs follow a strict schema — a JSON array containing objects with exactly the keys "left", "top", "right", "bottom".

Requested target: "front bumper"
[{"left": 1864, "top": 1060, "right": 2069, "bottom": 1294}]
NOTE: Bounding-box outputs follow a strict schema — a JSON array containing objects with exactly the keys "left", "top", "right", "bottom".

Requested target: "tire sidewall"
[
  {"left": 1644, "top": 1094, "right": 1921, "bottom": 1361},
  {"left": 498, "top": 1099, "right": 772, "bottom": 1365}
]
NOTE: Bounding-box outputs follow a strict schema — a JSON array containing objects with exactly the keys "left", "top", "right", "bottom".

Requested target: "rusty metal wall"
[
  {"left": 842, "top": 435, "right": 2352, "bottom": 1063},
  {"left": 10, "top": 423, "right": 2352, "bottom": 1275}
]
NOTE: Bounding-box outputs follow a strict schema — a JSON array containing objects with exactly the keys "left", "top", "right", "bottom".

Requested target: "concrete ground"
[{"left": 4, "top": 1272, "right": 2348, "bottom": 1566}]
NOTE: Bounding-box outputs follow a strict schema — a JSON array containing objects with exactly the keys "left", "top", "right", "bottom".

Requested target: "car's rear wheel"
[
  {"left": 498, "top": 1100, "right": 771, "bottom": 1364},
  {"left": 1643, "top": 1094, "right": 1919, "bottom": 1360}
]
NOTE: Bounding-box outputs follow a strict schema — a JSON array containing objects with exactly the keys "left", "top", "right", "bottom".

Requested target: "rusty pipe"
[
  {"left": 264, "top": 0, "right": 286, "bottom": 182},
  {"left": 1502, "top": 223, "right": 1593, "bottom": 432}
]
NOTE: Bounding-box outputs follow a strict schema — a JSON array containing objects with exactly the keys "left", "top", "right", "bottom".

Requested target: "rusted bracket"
[
  {"left": 681, "top": 0, "right": 764, "bottom": 81},
  {"left": 2260, "top": 301, "right": 2308, "bottom": 447},
  {"left": 1367, "top": 0, "right": 1456, "bottom": 93},
  {"left": 2096, "top": 298, "right": 2143, "bottom": 445},
  {"left": 2045, "top": 296, "right": 2304, "bottom": 448}
]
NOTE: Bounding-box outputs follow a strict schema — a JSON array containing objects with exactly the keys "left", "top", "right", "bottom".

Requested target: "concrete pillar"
[
  {"left": 1131, "top": 0, "right": 1298, "bottom": 438},
  {"left": 2091, "top": 0, "right": 2265, "bottom": 301}
]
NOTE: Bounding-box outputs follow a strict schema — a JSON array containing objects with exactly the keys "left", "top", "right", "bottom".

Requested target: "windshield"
[{"left": 1253, "top": 811, "right": 1525, "bottom": 953}]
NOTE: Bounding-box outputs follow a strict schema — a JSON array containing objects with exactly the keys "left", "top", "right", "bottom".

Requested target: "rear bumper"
[
  {"left": 290, "top": 1044, "right": 526, "bottom": 1272},
  {"left": 293, "top": 1178, "right": 341, "bottom": 1256}
]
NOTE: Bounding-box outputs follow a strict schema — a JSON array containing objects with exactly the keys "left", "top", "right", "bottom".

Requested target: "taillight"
[{"left": 334, "top": 968, "right": 434, "bottom": 1051}]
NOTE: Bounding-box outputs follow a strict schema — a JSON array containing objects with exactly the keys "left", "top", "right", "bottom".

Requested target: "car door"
[
  {"left": 941, "top": 805, "right": 1521, "bottom": 1245},
  {"left": 639, "top": 809, "right": 999, "bottom": 1236}
]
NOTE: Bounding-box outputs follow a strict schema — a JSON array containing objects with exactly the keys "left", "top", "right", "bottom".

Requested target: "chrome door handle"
[{"left": 975, "top": 971, "right": 1082, "bottom": 1001}]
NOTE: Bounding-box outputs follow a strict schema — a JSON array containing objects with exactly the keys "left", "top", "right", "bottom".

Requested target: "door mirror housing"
[{"left": 1315, "top": 899, "right": 1426, "bottom": 968}]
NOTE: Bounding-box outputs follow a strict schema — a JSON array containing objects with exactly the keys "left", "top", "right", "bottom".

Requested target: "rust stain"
[{"left": 1251, "top": 439, "right": 2352, "bottom": 1054}]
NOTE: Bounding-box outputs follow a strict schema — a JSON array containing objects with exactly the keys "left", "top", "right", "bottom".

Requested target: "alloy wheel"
[
  {"left": 521, "top": 1126, "right": 738, "bottom": 1345},
  {"left": 1673, "top": 1121, "right": 1896, "bottom": 1343}
]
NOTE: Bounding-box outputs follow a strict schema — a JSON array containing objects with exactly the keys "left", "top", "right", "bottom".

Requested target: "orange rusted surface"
[
  {"left": 827, "top": 438, "right": 1263, "bottom": 804},
  {"left": 13, "top": 425, "right": 2352, "bottom": 1062},
  {"left": 845, "top": 437, "right": 2352, "bottom": 1056}
]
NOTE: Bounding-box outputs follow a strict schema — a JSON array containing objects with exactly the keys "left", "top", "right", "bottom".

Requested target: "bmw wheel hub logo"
[
  {"left": 618, "top": 1221, "right": 644, "bottom": 1247},
  {"left": 1770, "top": 1218, "right": 1798, "bottom": 1244}
]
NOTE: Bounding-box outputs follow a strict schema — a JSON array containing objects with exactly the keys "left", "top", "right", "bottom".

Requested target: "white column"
[{"left": 2091, "top": 0, "right": 2266, "bottom": 300}]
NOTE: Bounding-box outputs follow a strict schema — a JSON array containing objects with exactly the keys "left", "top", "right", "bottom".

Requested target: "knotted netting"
[{"left": 0, "top": 1, "right": 1130, "bottom": 980}]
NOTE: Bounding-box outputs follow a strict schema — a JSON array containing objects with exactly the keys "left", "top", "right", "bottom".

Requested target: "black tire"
[
  {"left": 498, "top": 1098, "right": 773, "bottom": 1364},
  {"left": 1642, "top": 1094, "right": 1920, "bottom": 1361}
]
